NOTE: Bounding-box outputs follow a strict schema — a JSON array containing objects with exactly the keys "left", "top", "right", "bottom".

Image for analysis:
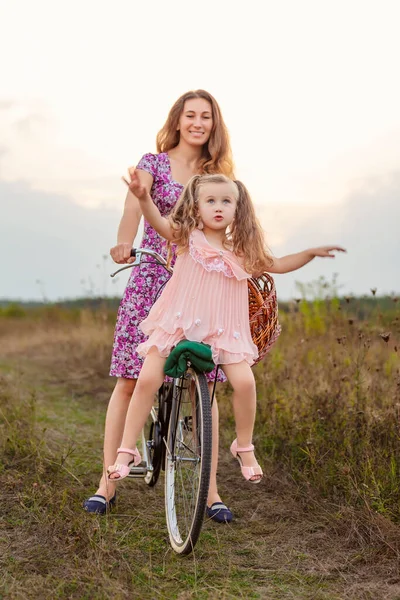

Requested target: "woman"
[{"left": 84, "top": 90, "right": 235, "bottom": 523}]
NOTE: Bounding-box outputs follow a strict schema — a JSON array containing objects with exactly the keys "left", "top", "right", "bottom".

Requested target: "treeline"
[{"left": 0, "top": 294, "right": 398, "bottom": 321}]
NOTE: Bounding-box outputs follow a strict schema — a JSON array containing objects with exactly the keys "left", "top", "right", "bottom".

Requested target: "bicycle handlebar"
[{"left": 110, "top": 247, "right": 172, "bottom": 278}]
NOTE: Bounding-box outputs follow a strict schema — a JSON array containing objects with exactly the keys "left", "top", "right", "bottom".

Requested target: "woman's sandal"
[
  {"left": 230, "top": 439, "right": 263, "bottom": 484},
  {"left": 107, "top": 447, "right": 142, "bottom": 481},
  {"left": 206, "top": 502, "right": 233, "bottom": 523},
  {"left": 83, "top": 492, "right": 117, "bottom": 515}
]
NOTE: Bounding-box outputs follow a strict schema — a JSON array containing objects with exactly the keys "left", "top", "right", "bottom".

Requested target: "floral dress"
[{"left": 110, "top": 152, "right": 227, "bottom": 382}]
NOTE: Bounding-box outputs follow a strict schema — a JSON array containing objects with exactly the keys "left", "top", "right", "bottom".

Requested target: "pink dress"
[{"left": 137, "top": 229, "right": 258, "bottom": 366}]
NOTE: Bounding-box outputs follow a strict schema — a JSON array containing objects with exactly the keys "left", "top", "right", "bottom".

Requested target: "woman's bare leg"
[
  {"left": 95, "top": 377, "right": 136, "bottom": 500},
  {"left": 207, "top": 386, "right": 223, "bottom": 506}
]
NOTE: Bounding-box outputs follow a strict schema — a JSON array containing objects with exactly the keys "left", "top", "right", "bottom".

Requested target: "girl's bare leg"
[
  {"left": 109, "top": 350, "right": 166, "bottom": 475},
  {"left": 95, "top": 377, "right": 136, "bottom": 500},
  {"left": 221, "top": 362, "right": 260, "bottom": 473}
]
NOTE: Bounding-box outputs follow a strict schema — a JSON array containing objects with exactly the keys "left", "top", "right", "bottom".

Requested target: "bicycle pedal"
[{"left": 128, "top": 464, "right": 148, "bottom": 478}]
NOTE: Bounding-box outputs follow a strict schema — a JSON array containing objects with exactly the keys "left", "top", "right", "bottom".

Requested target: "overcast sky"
[{"left": 1, "top": 0, "right": 399, "bottom": 301}]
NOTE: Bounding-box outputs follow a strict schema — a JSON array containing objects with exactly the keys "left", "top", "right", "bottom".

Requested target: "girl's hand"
[
  {"left": 110, "top": 242, "right": 135, "bottom": 264},
  {"left": 122, "top": 168, "right": 149, "bottom": 202},
  {"left": 312, "top": 246, "right": 347, "bottom": 258},
  {"left": 121, "top": 166, "right": 173, "bottom": 241}
]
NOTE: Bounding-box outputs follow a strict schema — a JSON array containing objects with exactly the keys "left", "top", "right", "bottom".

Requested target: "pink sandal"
[
  {"left": 230, "top": 439, "right": 263, "bottom": 484},
  {"left": 107, "top": 447, "right": 142, "bottom": 481}
]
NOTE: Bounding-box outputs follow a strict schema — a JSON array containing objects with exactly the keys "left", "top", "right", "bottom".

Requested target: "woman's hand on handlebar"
[{"left": 110, "top": 242, "right": 135, "bottom": 264}]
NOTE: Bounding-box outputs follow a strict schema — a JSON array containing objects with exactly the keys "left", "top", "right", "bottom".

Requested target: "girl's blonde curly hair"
[{"left": 168, "top": 174, "right": 273, "bottom": 275}]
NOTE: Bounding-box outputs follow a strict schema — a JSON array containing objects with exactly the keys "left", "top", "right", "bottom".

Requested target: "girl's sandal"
[
  {"left": 230, "top": 439, "right": 263, "bottom": 484},
  {"left": 107, "top": 447, "right": 142, "bottom": 481}
]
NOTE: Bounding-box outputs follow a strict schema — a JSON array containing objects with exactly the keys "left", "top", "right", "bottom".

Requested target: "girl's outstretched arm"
[
  {"left": 268, "top": 246, "right": 346, "bottom": 274},
  {"left": 123, "top": 169, "right": 175, "bottom": 241}
]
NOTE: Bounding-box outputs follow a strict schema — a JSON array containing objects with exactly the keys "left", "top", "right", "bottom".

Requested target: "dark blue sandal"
[
  {"left": 83, "top": 493, "right": 116, "bottom": 515},
  {"left": 206, "top": 502, "right": 233, "bottom": 523}
]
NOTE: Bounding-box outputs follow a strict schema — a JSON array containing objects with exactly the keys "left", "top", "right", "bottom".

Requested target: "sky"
[{"left": 0, "top": 0, "right": 399, "bottom": 301}]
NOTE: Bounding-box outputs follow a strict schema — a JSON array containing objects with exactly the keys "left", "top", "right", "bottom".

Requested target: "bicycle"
[{"left": 111, "top": 248, "right": 215, "bottom": 555}]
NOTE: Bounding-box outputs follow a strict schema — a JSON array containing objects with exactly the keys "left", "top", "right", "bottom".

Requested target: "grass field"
[{"left": 1, "top": 295, "right": 400, "bottom": 599}]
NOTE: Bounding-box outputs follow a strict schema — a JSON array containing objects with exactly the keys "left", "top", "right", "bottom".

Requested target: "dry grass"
[{"left": 1, "top": 298, "right": 400, "bottom": 599}]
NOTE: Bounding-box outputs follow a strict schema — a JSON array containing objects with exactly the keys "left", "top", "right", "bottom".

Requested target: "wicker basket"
[{"left": 248, "top": 273, "right": 281, "bottom": 363}]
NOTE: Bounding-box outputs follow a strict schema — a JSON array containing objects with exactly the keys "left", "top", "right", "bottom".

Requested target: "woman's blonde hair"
[
  {"left": 168, "top": 174, "right": 273, "bottom": 275},
  {"left": 156, "top": 90, "right": 235, "bottom": 178}
]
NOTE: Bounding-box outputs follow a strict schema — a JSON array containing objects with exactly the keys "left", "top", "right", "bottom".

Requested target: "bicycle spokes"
[{"left": 165, "top": 370, "right": 212, "bottom": 554}]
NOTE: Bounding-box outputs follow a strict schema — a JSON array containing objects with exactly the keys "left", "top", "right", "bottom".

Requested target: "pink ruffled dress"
[{"left": 137, "top": 229, "right": 258, "bottom": 366}]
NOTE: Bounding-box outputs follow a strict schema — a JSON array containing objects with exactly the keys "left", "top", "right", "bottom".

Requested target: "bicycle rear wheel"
[
  {"left": 144, "top": 383, "right": 173, "bottom": 487},
  {"left": 165, "top": 368, "right": 212, "bottom": 555}
]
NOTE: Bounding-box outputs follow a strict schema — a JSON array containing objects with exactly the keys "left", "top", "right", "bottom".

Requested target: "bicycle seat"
[{"left": 164, "top": 340, "right": 214, "bottom": 377}]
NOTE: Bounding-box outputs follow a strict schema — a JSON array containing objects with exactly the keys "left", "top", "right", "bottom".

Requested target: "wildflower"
[{"left": 379, "top": 332, "right": 391, "bottom": 343}]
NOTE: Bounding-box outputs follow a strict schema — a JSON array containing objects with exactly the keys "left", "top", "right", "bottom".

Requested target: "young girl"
[{"left": 106, "top": 173, "right": 346, "bottom": 484}]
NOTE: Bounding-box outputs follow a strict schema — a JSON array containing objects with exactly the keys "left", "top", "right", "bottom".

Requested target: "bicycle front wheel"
[{"left": 165, "top": 368, "right": 212, "bottom": 555}]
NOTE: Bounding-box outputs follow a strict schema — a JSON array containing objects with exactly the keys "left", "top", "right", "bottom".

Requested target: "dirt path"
[{"left": 1, "top": 352, "right": 400, "bottom": 599}]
